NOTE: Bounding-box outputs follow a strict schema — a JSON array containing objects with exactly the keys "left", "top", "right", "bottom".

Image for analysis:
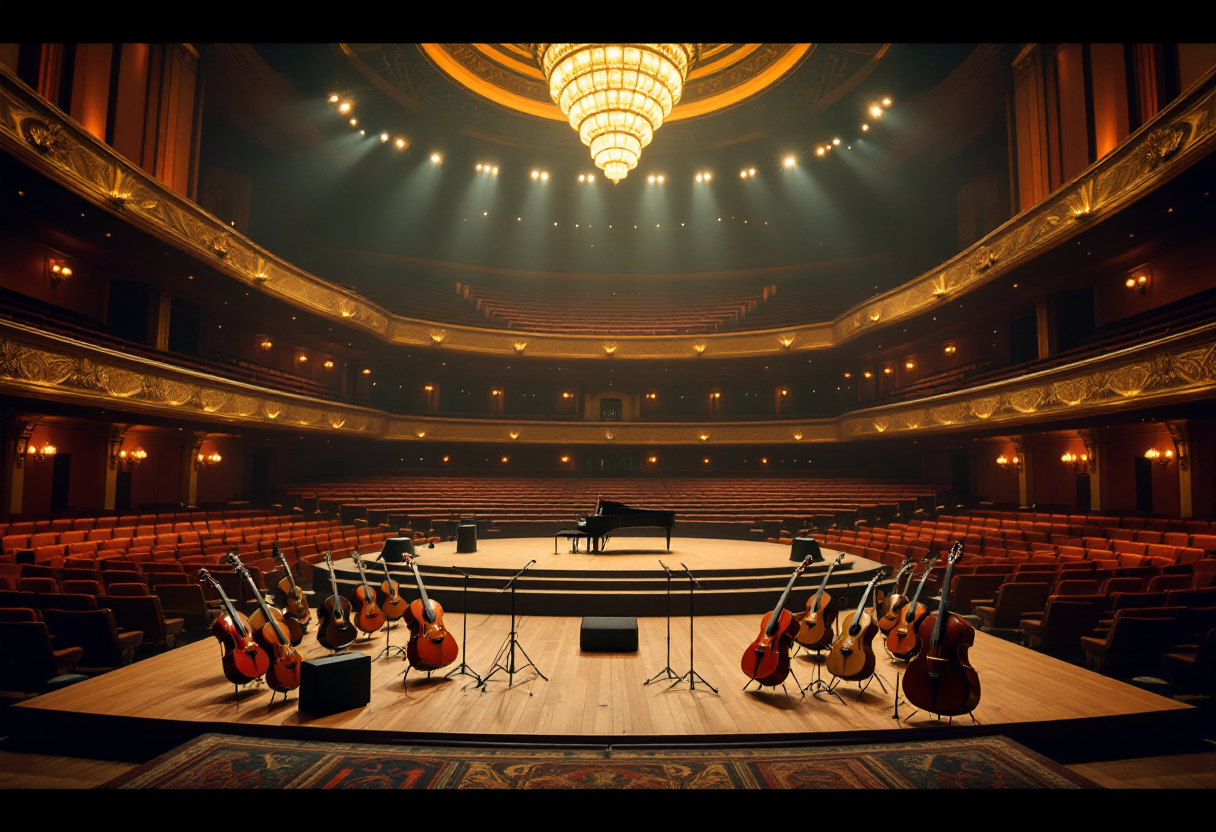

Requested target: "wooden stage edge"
[{"left": 12, "top": 613, "right": 1199, "bottom": 765}]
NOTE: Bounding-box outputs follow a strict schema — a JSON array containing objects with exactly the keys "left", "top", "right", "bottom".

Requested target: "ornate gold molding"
[
  {"left": 2, "top": 66, "right": 1215, "bottom": 363},
  {"left": 0, "top": 321, "right": 387, "bottom": 438},
  {"left": 1165, "top": 419, "right": 1191, "bottom": 472}
]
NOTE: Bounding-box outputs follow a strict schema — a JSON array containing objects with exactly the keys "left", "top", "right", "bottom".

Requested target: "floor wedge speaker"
[
  {"left": 580, "top": 616, "right": 638, "bottom": 652},
  {"left": 300, "top": 652, "right": 371, "bottom": 717}
]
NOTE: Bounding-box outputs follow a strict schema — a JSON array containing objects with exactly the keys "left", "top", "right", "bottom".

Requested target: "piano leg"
[{"left": 666, "top": 530, "right": 671, "bottom": 551}]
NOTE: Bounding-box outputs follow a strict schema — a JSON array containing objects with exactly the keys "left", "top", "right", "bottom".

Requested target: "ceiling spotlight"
[
  {"left": 832, "top": 138, "right": 841, "bottom": 146},
  {"left": 657, "top": 175, "right": 665, "bottom": 184},
  {"left": 541, "top": 171, "right": 549, "bottom": 180},
  {"left": 348, "top": 117, "right": 358, "bottom": 127},
  {"left": 704, "top": 172, "right": 712, "bottom": 181},
  {"left": 380, "top": 133, "right": 389, "bottom": 142},
  {"left": 492, "top": 167, "right": 498, "bottom": 174},
  {"left": 783, "top": 156, "right": 796, "bottom": 168},
  {"left": 861, "top": 123, "right": 870, "bottom": 132},
  {"left": 359, "top": 129, "right": 365, "bottom": 136},
  {"left": 579, "top": 174, "right": 586, "bottom": 182},
  {"left": 740, "top": 169, "right": 748, "bottom": 178},
  {"left": 882, "top": 96, "right": 892, "bottom": 107},
  {"left": 395, "top": 138, "right": 406, "bottom": 149},
  {"left": 430, "top": 153, "right": 442, "bottom": 164},
  {"left": 338, "top": 101, "right": 351, "bottom": 113},
  {"left": 816, "top": 147, "right": 825, "bottom": 156},
  {"left": 870, "top": 105, "right": 883, "bottom": 118},
  {"left": 477, "top": 163, "right": 483, "bottom": 171},
  {"left": 695, "top": 173, "right": 703, "bottom": 182},
  {"left": 328, "top": 94, "right": 339, "bottom": 104},
  {"left": 648, "top": 174, "right": 655, "bottom": 183}
]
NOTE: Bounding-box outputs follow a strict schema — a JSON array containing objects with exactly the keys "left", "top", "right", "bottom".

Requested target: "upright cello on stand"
[
  {"left": 230, "top": 554, "right": 303, "bottom": 699},
  {"left": 902, "top": 542, "right": 981, "bottom": 718},
  {"left": 740, "top": 553, "right": 815, "bottom": 690},
  {"left": 316, "top": 552, "right": 357, "bottom": 652},
  {"left": 401, "top": 552, "right": 459, "bottom": 679},
  {"left": 198, "top": 568, "right": 269, "bottom": 689}
]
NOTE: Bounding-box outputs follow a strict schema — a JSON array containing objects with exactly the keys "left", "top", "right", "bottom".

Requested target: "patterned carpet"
[{"left": 102, "top": 733, "right": 1097, "bottom": 789}]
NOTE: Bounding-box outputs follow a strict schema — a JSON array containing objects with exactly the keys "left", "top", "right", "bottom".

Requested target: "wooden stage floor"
[{"left": 13, "top": 608, "right": 1197, "bottom": 763}]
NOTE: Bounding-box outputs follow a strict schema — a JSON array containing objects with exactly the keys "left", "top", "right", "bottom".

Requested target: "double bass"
[
  {"left": 230, "top": 556, "right": 303, "bottom": 694},
  {"left": 402, "top": 553, "right": 459, "bottom": 670},
  {"left": 876, "top": 558, "right": 917, "bottom": 636},
  {"left": 903, "top": 542, "right": 981, "bottom": 717},
  {"left": 350, "top": 553, "right": 386, "bottom": 635},
  {"left": 228, "top": 552, "right": 302, "bottom": 647},
  {"left": 825, "top": 569, "right": 887, "bottom": 682},
  {"left": 886, "top": 556, "right": 939, "bottom": 660},
  {"left": 794, "top": 552, "right": 846, "bottom": 650},
  {"left": 740, "top": 554, "right": 815, "bottom": 686},
  {"left": 378, "top": 558, "right": 409, "bottom": 622},
  {"left": 315, "top": 552, "right": 357, "bottom": 651},
  {"left": 198, "top": 568, "right": 269, "bottom": 685},
  {"left": 273, "top": 543, "right": 311, "bottom": 627}
]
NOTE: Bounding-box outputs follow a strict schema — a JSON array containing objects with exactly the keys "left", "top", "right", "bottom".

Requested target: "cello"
[
  {"left": 198, "top": 568, "right": 269, "bottom": 685},
  {"left": 378, "top": 558, "right": 409, "bottom": 623},
  {"left": 231, "top": 557, "right": 303, "bottom": 694},
  {"left": 273, "top": 543, "right": 311, "bottom": 627},
  {"left": 886, "top": 556, "right": 939, "bottom": 660},
  {"left": 350, "top": 553, "right": 386, "bottom": 635},
  {"left": 740, "top": 554, "right": 815, "bottom": 686},
  {"left": 794, "top": 552, "right": 846, "bottom": 650},
  {"left": 315, "top": 551, "right": 357, "bottom": 652},
  {"left": 402, "top": 552, "right": 459, "bottom": 671},
  {"left": 228, "top": 552, "right": 303, "bottom": 647},
  {"left": 825, "top": 569, "right": 887, "bottom": 682},
  {"left": 876, "top": 558, "right": 917, "bottom": 636},
  {"left": 903, "top": 542, "right": 982, "bottom": 717}
]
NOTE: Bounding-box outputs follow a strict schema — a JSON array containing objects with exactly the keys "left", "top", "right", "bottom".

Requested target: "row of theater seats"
[
  {"left": 456, "top": 283, "right": 774, "bottom": 335},
  {"left": 285, "top": 476, "right": 941, "bottom": 528}
]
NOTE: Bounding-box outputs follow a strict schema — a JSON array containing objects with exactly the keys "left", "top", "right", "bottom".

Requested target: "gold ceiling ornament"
[{"left": 536, "top": 44, "right": 697, "bottom": 182}]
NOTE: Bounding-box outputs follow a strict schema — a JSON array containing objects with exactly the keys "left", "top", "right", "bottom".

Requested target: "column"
[
  {"left": 153, "top": 290, "right": 172, "bottom": 351},
  {"left": 1011, "top": 45, "right": 1051, "bottom": 212},
  {"left": 1012, "top": 436, "right": 1032, "bottom": 509},
  {"left": 1076, "top": 427, "right": 1105, "bottom": 512},
  {"left": 103, "top": 423, "right": 130, "bottom": 510},
  {"left": 183, "top": 431, "right": 206, "bottom": 508},
  {"left": 1035, "top": 299, "right": 1054, "bottom": 360},
  {"left": 1165, "top": 420, "right": 1192, "bottom": 518},
  {"left": 4, "top": 416, "right": 40, "bottom": 515}
]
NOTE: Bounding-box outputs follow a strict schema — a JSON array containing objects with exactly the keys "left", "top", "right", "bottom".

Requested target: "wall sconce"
[
  {"left": 645, "top": 392, "right": 656, "bottom": 400},
  {"left": 501, "top": 456, "right": 509, "bottom": 463},
  {"left": 710, "top": 392, "right": 721, "bottom": 400},
  {"left": 1126, "top": 270, "right": 1150, "bottom": 296},
  {"left": 297, "top": 354, "right": 308, "bottom": 364},
  {"left": 1144, "top": 447, "right": 1174, "bottom": 466},
  {"left": 491, "top": 388, "right": 501, "bottom": 396},
  {"left": 778, "top": 335, "right": 796, "bottom": 350},
  {"left": 29, "top": 441, "right": 57, "bottom": 462},
  {"left": 430, "top": 330, "right": 446, "bottom": 345},
  {"left": 424, "top": 385, "right": 434, "bottom": 392},
  {"left": 1061, "top": 451, "right": 1087, "bottom": 469},
  {"left": 863, "top": 370, "right": 873, "bottom": 379},
  {"left": 603, "top": 342, "right": 617, "bottom": 356},
  {"left": 48, "top": 259, "right": 73, "bottom": 286},
  {"left": 780, "top": 389, "right": 788, "bottom": 396},
  {"left": 905, "top": 360, "right": 916, "bottom": 371},
  {"left": 944, "top": 343, "right": 957, "bottom": 357},
  {"left": 703, "top": 457, "right": 710, "bottom": 464},
  {"left": 513, "top": 342, "right": 527, "bottom": 355},
  {"left": 843, "top": 372, "right": 852, "bottom": 379},
  {"left": 693, "top": 342, "right": 707, "bottom": 355},
  {"left": 561, "top": 391, "right": 572, "bottom": 399},
  {"left": 508, "top": 431, "right": 520, "bottom": 440},
  {"left": 761, "top": 457, "right": 768, "bottom": 464},
  {"left": 362, "top": 368, "right": 371, "bottom": 375},
  {"left": 442, "top": 455, "right": 449, "bottom": 463},
  {"left": 793, "top": 431, "right": 803, "bottom": 441},
  {"left": 196, "top": 451, "right": 222, "bottom": 468},
  {"left": 699, "top": 433, "right": 710, "bottom": 441},
  {"left": 323, "top": 360, "right": 334, "bottom": 371},
  {"left": 648, "top": 456, "right": 657, "bottom": 464},
  {"left": 118, "top": 447, "right": 147, "bottom": 469},
  {"left": 259, "top": 338, "right": 273, "bottom": 352},
  {"left": 416, "top": 430, "right": 426, "bottom": 439},
  {"left": 996, "top": 453, "right": 1021, "bottom": 471},
  {"left": 883, "top": 367, "right": 893, "bottom": 375},
  {"left": 560, "top": 455, "right": 569, "bottom": 463}
]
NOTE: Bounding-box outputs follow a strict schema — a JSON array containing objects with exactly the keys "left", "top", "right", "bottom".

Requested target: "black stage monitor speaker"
[
  {"left": 299, "top": 653, "right": 371, "bottom": 717},
  {"left": 580, "top": 616, "right": 638, "bottom": 652},
  {"left": 380, "top": 537, "right": 415, "bottom": 563},
  {"left": 790, "top": 537, "right": 823, "bottom": 564},
  {"left": 456, "top": 523, "right": 478, "bottom": 554}
]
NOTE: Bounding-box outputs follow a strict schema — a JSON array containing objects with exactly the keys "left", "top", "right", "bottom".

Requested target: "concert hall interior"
[{"left": 1, "top": 41, "right": 1215, "bottom": 792}]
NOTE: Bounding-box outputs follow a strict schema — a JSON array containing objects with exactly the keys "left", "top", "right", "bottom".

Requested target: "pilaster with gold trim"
[
  {"left": 184, "top": 431, "right": 206, "bottom": 508},
  {"left": 103, "top": 423, "right": 130, "bottom": 511},
  {"left": 4, "top": 415, "right": 39, "bottom": 514},
  {"left": 1076, "top": 428, "right": 1104, "bottom": 512},
  {"left": 1164, "top": 420, "right": 1192, "bottom": 518},
  {"left": 1011, "top": 436, "right": 1031, "bottom": 509}
]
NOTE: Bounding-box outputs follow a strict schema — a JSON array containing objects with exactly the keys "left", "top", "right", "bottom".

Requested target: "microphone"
[{"left": 658, "top": 560, "right": 673, "bottom": 576}]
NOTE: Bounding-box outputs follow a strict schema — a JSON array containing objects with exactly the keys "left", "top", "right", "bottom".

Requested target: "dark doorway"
[
  {"left": 949, "top": 449, "right": 971, "bottom": 501},
  {"left": 1075, "top": 473, "right": 1091, "bottom": 513},
  {"left": 107, "top": 279, "right": 150, "bottom": 344},
  {"left": 1008, "top": 313, "right": 1038, "bottom": 365},
  {"left": 594, "top": 455, "right": 633, "bottom": 474},
  {"left": 114, "top": 470, "right": 133, "bottom": 514},
  {"left": 50, "top": 453, "right": 71, "bottom": 511},
  {"left": 251, "top": 447, "right": 271, "bottom": 500},
  {"left": 1134, "top": 457, "right": 1154, "bottom": 512},
  {"left": 600, "top": 398, "right": 623, "bottom": 421},
  {"left": 1055, "top": 288, "right": 1096, "bottom": 352},
  {"left": 168, "top": 297, "right": 201, "bottom": 356}
]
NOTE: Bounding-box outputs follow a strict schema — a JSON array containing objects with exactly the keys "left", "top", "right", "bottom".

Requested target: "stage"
[
  {"left": 11, "top": 542, "right": 1198, "bottom": 765},
  {"left": 318, "top": 536, "right": 885, "bottom": 617}
]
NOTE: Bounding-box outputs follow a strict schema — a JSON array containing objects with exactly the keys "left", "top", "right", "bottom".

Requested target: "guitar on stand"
[
  {"left": 402, "top": 552, "right": 460, "bottom": 682},
  {"left": 740, "top": 553, "right": 815, "bottom": 694},
  {"left": 825, "top": 569, "right": 889, "bottom": 695},
  {"left": 273, "top": 544, "right": 311, "bottom": 630},
  {"left": 876, "top": 558, "right": 917, "bottom": 637},
  {"left": 315, "top": 552, "right": 357, "bottom": 652},
  {"left": 794, "top": 552, "right": 846, "bottom": 651},
  {"left": 230, "top": 555, "right": 303, "bottom": 701},
  {"left": 902, "top": 542, "right": 981, "bottom": 720},
  {"left": 198, "top": 568, "right": 269, "bottom": 693},
  {"left": 350, "top": 553, "right": 386, "bottom": 637},
  {"left": 887, "top": 556, "right": 940, "bottom": 661}
]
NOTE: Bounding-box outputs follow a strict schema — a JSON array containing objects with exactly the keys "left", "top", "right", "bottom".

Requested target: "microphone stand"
[
  {"left": 444, "top": 566, "right": 482, "bottom": 683},
  {"left": 667, "top": 563, "right": 718, "bottom": 694},
  {"left": 478, "top": 560, "right": 547, "bottom": 694},
  {"left": 644, "top": 560, "right": 679, "bottom": 686}
]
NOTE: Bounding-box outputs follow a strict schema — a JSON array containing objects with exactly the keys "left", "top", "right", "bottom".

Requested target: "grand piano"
[{"left": 576, "top": 498, "right": 675, "bottom": 553}]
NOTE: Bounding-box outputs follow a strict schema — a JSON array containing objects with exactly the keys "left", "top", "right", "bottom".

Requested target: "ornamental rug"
[{"left": 102, "top": 733, "right": 1097, "bottom": 789}]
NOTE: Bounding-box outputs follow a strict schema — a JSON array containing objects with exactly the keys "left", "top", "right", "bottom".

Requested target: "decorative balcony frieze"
[{"left": 2, "top": 65, "right": 1213, "bottom": 361}]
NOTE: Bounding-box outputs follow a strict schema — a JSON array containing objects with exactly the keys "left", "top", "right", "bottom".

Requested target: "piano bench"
[
  {"left": 580, "top": 617, "right": 638, "bottom": 653},
  {"left": 555, "top": 530, "right": 589, "bottom": 554}
]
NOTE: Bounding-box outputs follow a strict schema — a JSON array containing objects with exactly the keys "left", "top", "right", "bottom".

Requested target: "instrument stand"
[
  {"left": 445, "top": 568, "right": 482, "bottom": 684},
  {"left": 479, "top": 562, "right": 547, "bottom": 694},
  {"left": 890, "top": 671, "right": 909, "bottom": 720},
  {"left": 802, "top": 650, "right": 845, "bottom": 703},
  {"left": 643, "top": 561, "right": 679, "bottom": 686},
  {"left": 375, "top": 620, "right": 407, "bottom": 661},
  {"left": 667, "top": 566, "right": 718, "bottom": 695}
]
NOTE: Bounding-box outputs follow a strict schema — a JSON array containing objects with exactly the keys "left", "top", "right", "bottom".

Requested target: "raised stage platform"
[
  {"left": 316, "top": 536, "right": 884, "bottom": 617},
  {"left": 11, "top": 540, "right": 1197, "bottom": 766}
]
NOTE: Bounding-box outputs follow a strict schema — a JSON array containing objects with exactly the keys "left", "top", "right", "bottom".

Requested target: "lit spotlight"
[
  {"left": 695, "top": 173, "right": 703, "bottom": 182},
  {"left": 328, "top": 94, "right": 339, "bottom": 103},
  {"left": 430, "top": 153, "right": 442, "bottom": 164},
  {"left": 870, "top": 104, "right": 883, "bottom": 118},
  {"left": 348, "top": 117, "right": 358, "bottom": 127},
  {"left": 658, "top": 175, "right": 665, "bottom": 184},
  {"left": 476, "top": 163, "right": 483, "bottom": 171},
  {"left": 532, "top": 170, "right": 539, "bottom": 179},
  {"left": 395, "top": 138, "right": 406, "bottom": 149},
  {"left": 648, "top": 174, "right": 655, "bottom": 183},
  {"left": 783, "top": 156, "right": 796, "bottom": 168},
  {"left": 492, "top": 167, "right": 498, "bottom": 174},
  {"left": 749, "top": 168, "right": 756, "bottom": 176},
  {"left": 359, "top": 129, "right": 365, "bottom": 136},
  {"left": 380, "top": 132, "right": 389, "bottom": 142},
  {"left": 579, "top": 174, "right": 585, "bottom": 182},
  {"left": 861, "top": 123, "right": 870, "bottom": 132},
  {"left": 882, "top": 96, "right": 892, "bottom": 107},
  {"left": 816, "top": 147, "right": 825, "bottom": 156},
  {"left": 338, "top": 101, "right": 351, "bottom": 114},
  {"left": 541, "top": 171, "right": 548, "bottom": 180},
  {"left": 704, "top": 172, "right": 712, "bottom": 182},
  {"left": 740, "top": 169, "right": 748, "bottom": 178}
]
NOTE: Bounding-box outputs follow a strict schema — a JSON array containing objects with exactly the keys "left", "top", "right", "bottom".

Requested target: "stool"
[
  {"left": 791, "top": 537, "right": 823, "bottom": 563},
  {"left": 456, "top": 524, "right": 477, "bottom": 554},
  {"left": 580, "top": 616, "right": 638, "bottom": 652}
]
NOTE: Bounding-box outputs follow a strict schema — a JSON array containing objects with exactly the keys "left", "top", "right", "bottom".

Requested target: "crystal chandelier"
[{"left": 537, "top": 44, "right": 696, "bottom": 183}]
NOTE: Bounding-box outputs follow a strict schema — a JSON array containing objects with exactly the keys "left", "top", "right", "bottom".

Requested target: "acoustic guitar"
[
  {"left": 402, "top": 552, "right": 459, "bottom": 670},
  {"left": 350, "top": 553, "right": 386, "bottom": 635},
  {"left": 876, "top": 558, "right": 917, "bottom": 636},
  {"left": 378, "top": 558, "right": 409, "bottom": 622},
  {"left": 886, "top": 556, "right": 939, "bottom": 660},
  {"left": 903, "top": 542, "right": 981, "bottom": 717},
  {"left": 315, "top": 552, "right": 357, "bottom": 652},
  {"left": 794, "top": 552, "right": 846, "bottom": 650},
  {"left": 198, "top": 568, "right": 269, "bottom": 685},
  {"left": 825, "top": 569, "right": 887, "bottom": 682},
  {"left": 740, "top": 554, "right": 815, "bottom": 686},
  {"left": 273, "top": 543, "right": 310, "bottom": 627}
]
